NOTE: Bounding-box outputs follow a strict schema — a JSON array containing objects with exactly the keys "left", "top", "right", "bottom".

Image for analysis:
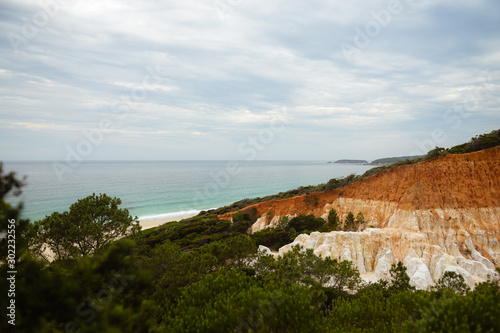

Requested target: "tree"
[
  {"left": 405, "top": 279, "right": 500, "bottom": 332},
  {"left": 287, "top": 214, "right": 325, "bottom": 234},
  {"left": 355, "top": 212, "right": 365, "bottom": 229},
  {"left": 277, "top": 215, "right": 289, "bottom": 229},
  {"left": 425, "top": 146, "right": 446, "bottom": 160},
  {"left": 389, "top": 261, "right": 415, "bottom": 292},
  {"left": 434, "top": 271, "right": 470, "bottom": 295},
  {"left": 165, "top": 269, "right": 321, "bottom": 332},
  {"left": 329, "top": 258, "right": 362, "bottom": 295},
  {"left": 344, "top": 212, "right": 355, "bottom": 231},
  {"left": 327, "top": 209, "right": 340, "bottom": 231},
  {"left": 30, "top": 193, "right": 141, "bottom": 260},
  {"left": 253, "top": 245, "right": 361, "bottom": 295}
]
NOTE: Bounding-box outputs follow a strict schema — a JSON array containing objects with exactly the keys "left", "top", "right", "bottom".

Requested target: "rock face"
[{"left": 220, "top": 147, "right": 500, "bottom": 289}]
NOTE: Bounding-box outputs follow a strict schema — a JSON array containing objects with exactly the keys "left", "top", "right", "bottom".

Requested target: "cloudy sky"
[{"left": 1, "top": 0, "right": 499, "bottom": 161}]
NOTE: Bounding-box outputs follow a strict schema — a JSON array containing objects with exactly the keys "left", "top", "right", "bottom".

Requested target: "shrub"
[
  {"left": 287, "top": 214, "right": 325, "bottom": 234},
  {"left": 433, "top": 271, "right": 470, "bottom": 295},
  {"left": 343, "top": 212, "right": 355, "bottom": 231},
  {"left": 251, "top": 228, "right": 292, "bottom": 251},
  {"left": 327, "top": 209, "right": 340, "bottom": 231}
]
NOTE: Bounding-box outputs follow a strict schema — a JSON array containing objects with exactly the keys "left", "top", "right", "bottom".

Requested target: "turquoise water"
[{"left": 3, "top": 161, "right": 373, "bottom": 222}]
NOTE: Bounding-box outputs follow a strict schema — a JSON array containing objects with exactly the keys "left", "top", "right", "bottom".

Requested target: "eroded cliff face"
[{"left": 220, "top": 147, "right": 500, "bottom": 289}]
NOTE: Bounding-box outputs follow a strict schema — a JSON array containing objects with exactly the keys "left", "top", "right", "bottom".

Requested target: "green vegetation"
[
  {"left": 29, "top": 193, "right": 141, "bottom": 261},
  {"left": 2, "top": 164, "right": 500, "bottom": 332},
  {"left": 2, "top": 129, "right": 500, "bottom": 332},
  {"left": 370, "top": 155, "right": 423, "bottom": 165},
  {"left": 334, "top": 159, "right": 368, "bottom": 164},
  {"left": 250, "top": 214, "right": 325, "bottom": 250},
  {"left": 344, "top": 212, "right": 356, "bottom": 231},
  {"left": 362, "top": 129, "right": 500, "bottom": 181},
  {"left": 327, "top": 208, "right": 340, "bottom": 231}
]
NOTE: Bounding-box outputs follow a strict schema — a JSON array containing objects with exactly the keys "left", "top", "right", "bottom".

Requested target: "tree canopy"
[{"left": 29, "top": 193, "right": 140, "bottom": 261}]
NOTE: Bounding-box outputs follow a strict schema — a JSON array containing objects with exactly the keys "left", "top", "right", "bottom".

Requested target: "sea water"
[{"left": 2, "top": 161, "right": 373, "bottom": 222}]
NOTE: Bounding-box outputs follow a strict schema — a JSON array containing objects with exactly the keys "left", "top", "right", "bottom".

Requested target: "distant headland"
[
  {"left": 332, "top": 159, "right": 368, "bottom": 164},
  {"left": 330, "top": 155, "right": 425, "bottom": 166}
]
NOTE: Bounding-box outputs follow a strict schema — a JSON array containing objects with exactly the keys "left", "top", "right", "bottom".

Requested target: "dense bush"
[
  {"left": 163, "top": 269, "right": 321, "bottom": 333},
  {"left": 250, "top": 227, "right": 293, "bottom": 251},
  {"left": 287, "top": 214, "right": 325, "bottom": 234},
  {"left": 404, "top": 280, "right": 500, "bottom": 332}
]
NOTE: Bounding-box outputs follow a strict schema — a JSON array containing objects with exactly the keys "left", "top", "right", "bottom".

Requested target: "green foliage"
[
  {"left": 389, "top": 261, "right": 415, "bottom": 292},
  {"left": 232, "top": 206, "right": 259, "bottom": 225},
  {"left": 325, "top": 286, "right": 423, "bottom": 332},
  {"left": 425, "top": 146, "right": 447, "bottom": 160},
  {"left": 344, "top": 212, "right": 355, "bottom": 231},
  {"left": 327, "top": 208, "right": 340, "bottom": 231},
  {"left": 405, "top": 280, "right": 500, "bottom": 332},
  {"left": 250, "top": 211, "right": 367, "bottom": 249},
  {"left": 424, "top": 129, "right": 500, "bottom": 161},
  {"left": 164, "top": 269, "right": 320, "bottom": 332},
  {"left": 465, "top": 129, "right": 500, "bottom": 152},
  {"left": 135, "top": 214, "right": 235, "bottom": 251},
  {"left": 371, "top": 155, "right": 423, "bottom": 164},
  {"left": 138, "top": 240, "right": 218, "bottom": 303},
  {"left": 29, "top": 193, "right": 141, "bottom": 261},
  {"left": 287, "top": 214, "right": 325, "bottom": 234},
  {"left": 277, "top": 215, "right": 289, "bottom": 229},
  {"left": 200, "top": 235, "right": 257, "bottom": 269},
  {"left": 325, "top": 174, "right": 361, "bottom": 191},
  {"left": 0, "top": 238, "right": 156, "bottom": 332},
  {"left": 434, "top": 271, "right": 470, "bottom": 295},
  {"left": 230, "top": 210, "right": 256, "bottom": 234},
  {"left": 253, "top": 245, "right": 361, "bottom": 298},
  {"left": 355, "top": 212, "right": 365, "bottom": 226},
  {"left": 250, "top": 227, "right": 292, "bottom": 251}
]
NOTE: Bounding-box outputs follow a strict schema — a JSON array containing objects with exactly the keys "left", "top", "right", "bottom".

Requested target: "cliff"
[{"left": 220, "top": 147, "right": 500, "bottom": 289}]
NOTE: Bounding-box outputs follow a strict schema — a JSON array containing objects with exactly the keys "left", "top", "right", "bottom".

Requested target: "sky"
[{"left": 1, "top": 0, "right": 499, "bottom": 161}]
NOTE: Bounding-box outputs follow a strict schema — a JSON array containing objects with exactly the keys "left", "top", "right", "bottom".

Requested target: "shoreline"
[{"left": 139, "top": 213, "right": 199, "bottom": 230}]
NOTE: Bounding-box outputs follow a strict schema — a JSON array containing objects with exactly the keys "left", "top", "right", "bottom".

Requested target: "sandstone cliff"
[{"left": 221, "top": 147, "right": 500, "bottom": 289}]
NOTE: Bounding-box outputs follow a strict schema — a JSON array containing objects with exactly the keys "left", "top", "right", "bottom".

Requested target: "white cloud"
[{"left": 0, "top": 0, "right": 499, "bottom": 160}]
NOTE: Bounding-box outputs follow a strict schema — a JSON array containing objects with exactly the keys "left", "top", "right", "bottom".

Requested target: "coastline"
[{"left": 139, "top": 213, "right": 199, "bottom": 230}]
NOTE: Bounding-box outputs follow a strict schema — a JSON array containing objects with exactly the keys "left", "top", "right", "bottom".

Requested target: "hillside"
[
  {"left": 220, "top": 147, "right": 500, "bottom": 289},
  {"left": 370, "top": 155, "right": 423, "bottom": 165}
]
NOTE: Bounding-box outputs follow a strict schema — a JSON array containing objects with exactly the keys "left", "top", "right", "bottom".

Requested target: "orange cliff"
[{"left": 220, "top": 147, "right": 500, "bottom": 289}]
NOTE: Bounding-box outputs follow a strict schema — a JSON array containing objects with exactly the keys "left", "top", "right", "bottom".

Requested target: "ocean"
[{"left": 2, "top": 161, "right": 373, "bottom": 222}]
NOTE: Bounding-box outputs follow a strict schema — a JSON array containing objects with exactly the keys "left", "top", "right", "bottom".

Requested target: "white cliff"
[
  {"left": 221, "top": 147, "right": 500, "bottom": 289},
  {"left": 276, "top": 204, "right": 500, "bottom": 289}
]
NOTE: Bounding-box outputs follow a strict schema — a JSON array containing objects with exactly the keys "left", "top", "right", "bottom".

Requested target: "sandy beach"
[{"left": 139, "top": 213, "right": 198, "bottom": 230}]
